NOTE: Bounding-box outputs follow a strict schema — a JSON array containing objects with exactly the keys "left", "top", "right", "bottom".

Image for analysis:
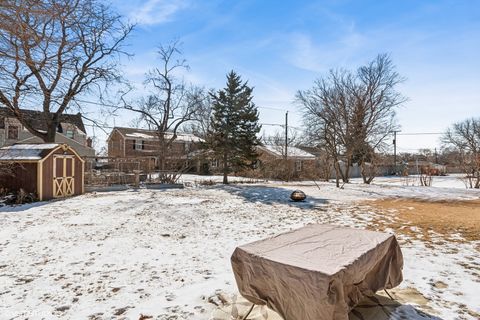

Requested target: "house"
[
  {"left": 106, "top": 127, "right": 203, "bottom": 170},
  {"left": 405, "top": 160, "right": 447, "bottom": 176},
  {"left": 0, "top": 107, "right": 95, "bottom": 157},
  {"left": 250, "top": 144, "right": 318, "bottom": 180}
]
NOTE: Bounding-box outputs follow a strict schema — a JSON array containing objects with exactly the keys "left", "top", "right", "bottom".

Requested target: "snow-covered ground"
[{"left": 0, "top": 177, "right": 479, "bottom": 319}]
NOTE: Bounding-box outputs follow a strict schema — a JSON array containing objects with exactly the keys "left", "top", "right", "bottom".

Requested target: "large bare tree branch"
[{"left": 0, "top": 0, "right": 133, "bottom": 142}]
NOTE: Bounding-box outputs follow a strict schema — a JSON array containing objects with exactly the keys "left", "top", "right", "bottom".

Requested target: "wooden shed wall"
[
  {"left": 41, "top": 147, "right": 84, "bottom": 200},
  {"left": 42, "top": 153, "right": 54, "bottom": 200},
  {"left": 0, "top": 163, "right": 38, "bottom": 194},
  {"left": 74, "top": 155, "right": 83, "bottom": 195}
]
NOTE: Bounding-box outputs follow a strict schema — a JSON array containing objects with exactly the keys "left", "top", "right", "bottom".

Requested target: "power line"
[
  {"left": 397, "top": 132, "right": 443, "bottom": 135},
  {"left": 0, "top": 86, "right": 450, "bottom": 137},
  {"left": 256, "top": 105, "right": 287, "bottom": 112},
  {"left": 260, "top": 123, "right": 284, "bottom": 127}
]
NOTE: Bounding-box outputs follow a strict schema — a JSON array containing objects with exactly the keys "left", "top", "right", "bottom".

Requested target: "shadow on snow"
[
  {"left": 215, "top": 184, "right": 329, "bottom": 207},
  {"left": 0, "top": 200, "right": 52, "bottom": 213},
  {"left": 349, "top": 294, "right": 442, "bottom": 320}
]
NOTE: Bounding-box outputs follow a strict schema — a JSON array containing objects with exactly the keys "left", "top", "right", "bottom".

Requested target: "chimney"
[{"left": 87, "top": 137, "right": 92, "bottom": 147}]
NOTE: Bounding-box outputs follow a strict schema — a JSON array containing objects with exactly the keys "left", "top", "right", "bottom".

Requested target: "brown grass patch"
[{"left": 363, "top": 199, "right": 480, "bottom": 241}]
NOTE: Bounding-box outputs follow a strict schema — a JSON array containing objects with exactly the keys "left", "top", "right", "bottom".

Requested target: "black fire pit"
[{"left": 290, "top": 190, "right": 307, "bottom": 202}]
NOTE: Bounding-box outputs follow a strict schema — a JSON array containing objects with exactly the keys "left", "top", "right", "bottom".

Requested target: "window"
[
  {"left": 295, "top": 160, "right": 303, "bottom": 172},
  {"left": 7, "top": 125, "right": 19, "bottom": 140},
  {"left": 134, "top": 140, "right": 144, "bottom": 150},
  {"left": 210, "top": 159, "right": 219, "bottom": 168},
  {"left": 66, "top": 129, "right": 74, "bottom": 139}
]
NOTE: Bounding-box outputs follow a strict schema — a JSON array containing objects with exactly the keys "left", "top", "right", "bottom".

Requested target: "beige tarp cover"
[{"left": 231, "top": 224, "right": 403, "bottom": 320}]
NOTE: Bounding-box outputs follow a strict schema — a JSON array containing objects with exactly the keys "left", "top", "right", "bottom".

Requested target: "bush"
[{"left": 0, "top": 188, "right": 36, "bottom": 206}]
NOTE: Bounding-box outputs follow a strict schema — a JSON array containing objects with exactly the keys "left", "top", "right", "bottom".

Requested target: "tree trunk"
[
  {"left": 360, "top": 162, "right": 375, "bottom": 184},
  {"left": 157, "top": 134, "right": 167, "bottom": 182},
  {"left": 222, "top": 152, "right": 228, "bottom": 184},
  {"left": 343, "top": 159, "right": 351, "bottom": 183},
  {"left": 45, "top": 124, "right": 57, "bottom": 143},
  {"left": 337, "top": 162, "right": 347, "bottom": 183},
  {"left": 334, "top": 161, "right": 340, "bottom": 188}
]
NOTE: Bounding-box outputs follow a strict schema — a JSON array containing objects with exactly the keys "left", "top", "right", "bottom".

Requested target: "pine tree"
[{"left": 207, "top": 71, "right": 261, "bottom": 184}]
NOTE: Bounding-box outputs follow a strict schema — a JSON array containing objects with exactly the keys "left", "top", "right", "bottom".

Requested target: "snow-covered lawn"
[{"left": 0, "top": 178, "right": 479, "bottom": 319}]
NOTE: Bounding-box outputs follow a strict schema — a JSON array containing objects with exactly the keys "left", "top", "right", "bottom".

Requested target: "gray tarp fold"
[{"left": 231, "top": 224, "right": 403, "bottom": 320}]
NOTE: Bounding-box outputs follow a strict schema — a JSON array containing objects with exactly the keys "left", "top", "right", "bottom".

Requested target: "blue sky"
[{"left": 91, "top": 0, "right": 480, "bottom": 153}]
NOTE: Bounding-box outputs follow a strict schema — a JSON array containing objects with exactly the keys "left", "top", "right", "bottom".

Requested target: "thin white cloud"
[
  {"left": 129, "top": 0, "right": 187, "bottom": 25},
  {"left": 287, "top": 30, "right": 367, "bottom": 73}
]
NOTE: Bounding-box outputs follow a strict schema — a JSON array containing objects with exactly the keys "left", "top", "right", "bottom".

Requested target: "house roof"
[
  {"left": 260, "top": 145, "right": 316, "bottom": 159},
  {"left": 0, "top": 143, "right": 59, "bottom": 160},
  {"left": 0, "top": 107, "right": 86, "bottom": 133},
  {"left": 296, "top": 146, "right": 323, "bottom": 157},
  {"left": 112, "top": 127, "right": 204, "bottom": 143}
]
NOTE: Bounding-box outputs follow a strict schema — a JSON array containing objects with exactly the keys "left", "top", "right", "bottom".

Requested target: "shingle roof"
[
  {"left": 0, "top": 143, "right": 59, "bottom": 160},
  {"left": 0, "top": 107, "right": 86, "bottom": 133},
  {"left": 113, "top": 127, "right": 203, "bottom": 143},
  {"left": 260, "top": 145, "right": 316, "bottom": 159}
]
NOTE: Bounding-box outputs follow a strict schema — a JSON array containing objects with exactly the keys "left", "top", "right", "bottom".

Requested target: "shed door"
[{"left": 53, "top": 155, "right": 75, "bottom": 198}]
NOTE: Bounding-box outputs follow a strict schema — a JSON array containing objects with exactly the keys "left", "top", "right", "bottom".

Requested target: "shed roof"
[{"left": 0, "top": 144, "right": 59, "bottom": 161}]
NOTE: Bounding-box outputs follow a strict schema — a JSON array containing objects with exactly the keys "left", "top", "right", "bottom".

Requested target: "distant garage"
[{"left": 0, "top": 144, "right": 84, "bottom": 201}]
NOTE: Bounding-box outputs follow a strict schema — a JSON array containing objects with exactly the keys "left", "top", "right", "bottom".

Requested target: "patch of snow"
[
  {"left": 125, "top": 132, "right": 155, "bottom": 139},
  {"left": 171, "top": 133, "right": 203, "bottom": 143},
  {"left": 2, "top": 143, "right": 59, "bottom": 150},
  {"left": 124, "top": 132, "right": 203, "bottom": 143},
  {"left": 260, "top": 145, "right": 315, "bottom": 159},
  {"left": 0, "top": 144, "right": 59, "bottom": 160}
]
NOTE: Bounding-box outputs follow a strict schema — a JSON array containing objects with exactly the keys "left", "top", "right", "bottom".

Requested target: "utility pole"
[
  {"left": 392, "top": 130, "right": 400, "bottom": 175},
  {"left": 285, "top": 111, "right": 288, "bottom": 161}
]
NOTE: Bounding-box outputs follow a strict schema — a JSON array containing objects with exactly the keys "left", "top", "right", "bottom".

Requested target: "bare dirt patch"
[{"left": 364, "top": 199, "right": 480, "bottom": 241}]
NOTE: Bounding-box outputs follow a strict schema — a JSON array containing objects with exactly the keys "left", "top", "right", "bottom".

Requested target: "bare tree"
[
  {"left": 442, "top": 117, "right": 480, "bottom": 188},
  {"left": 121, "top": 41, "right": 208, "bottom": 183},
  {"left": 185, "top": 91, "right": 212, "bottom": 139},
  {"left": 262, "top": 128, "right": 300, "bottom": 157},
  {"left": 0, "top": 0, "right": 132, "bottom": 142},
  {"left": 297, "top": 54, "right": 405, "bottom": 186},
  {"left": 302, "top": 109, "right": 345, "bottom": 187}
]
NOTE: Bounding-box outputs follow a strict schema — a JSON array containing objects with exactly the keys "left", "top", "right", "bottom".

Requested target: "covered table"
[{"left": 231, "top": 224, "right": 403, "bottom": 320}]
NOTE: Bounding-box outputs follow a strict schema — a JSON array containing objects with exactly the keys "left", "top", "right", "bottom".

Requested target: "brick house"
[
  {"left": 251, "top": 145, "right": 318, "bottom": 180},
  {"left": 0, "top": 107, "right": 95, "bottom": 157},
  {"left": 106, "top": 127, "right": 203, "bottom": 170}
]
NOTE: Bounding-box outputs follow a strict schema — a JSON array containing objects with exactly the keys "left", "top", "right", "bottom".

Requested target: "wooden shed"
[{"left": 0, "top": 144, "right": 84, "bottom": 201}]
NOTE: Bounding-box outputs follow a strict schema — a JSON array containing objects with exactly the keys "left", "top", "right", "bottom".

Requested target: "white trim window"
[
  {"left": 134, "top": 140, "right": 144, "bottom": 150},
  {"left": 295, "top": 160, "right": 303, "bottom": 172}
]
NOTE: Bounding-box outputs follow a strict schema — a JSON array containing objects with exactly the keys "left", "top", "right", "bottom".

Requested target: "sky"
[{"left": 85, "top": 0, "right": 480, "bottom": 153}]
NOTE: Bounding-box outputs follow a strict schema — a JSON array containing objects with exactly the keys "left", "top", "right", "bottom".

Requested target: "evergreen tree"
[{"left": 207, "top": 71, "right": 261, "bottom": 184}]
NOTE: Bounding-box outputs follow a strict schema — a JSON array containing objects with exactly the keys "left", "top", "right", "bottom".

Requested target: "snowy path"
[{"left": 0, "top": 182, "right": 479, "bottom": 319}]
